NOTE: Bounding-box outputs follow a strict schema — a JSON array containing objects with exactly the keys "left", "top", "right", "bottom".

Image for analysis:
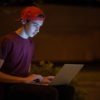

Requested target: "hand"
[
  {"left": 40, "top": 76, "right": 55, "bottom": 85},
  {"left": 47, "top": 76, "right": 55, "bottom": 81},
  {"left": 24, "top": 74, "right": 43, "bottom": 84}
]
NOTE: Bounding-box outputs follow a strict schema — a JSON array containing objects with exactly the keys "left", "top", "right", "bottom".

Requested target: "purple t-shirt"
[{"left": 0, "top": 32, "right": 35, "bottom": 77}]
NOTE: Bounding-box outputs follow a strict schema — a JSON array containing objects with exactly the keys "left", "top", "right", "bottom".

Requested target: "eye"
[{"left": 32, "top": 24, "right": 38, "bottom": 27}]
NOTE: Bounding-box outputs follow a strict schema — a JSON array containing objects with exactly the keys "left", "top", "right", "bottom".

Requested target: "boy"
[{"left": 0, "top": 6, "right": 74, "bottom": 100}]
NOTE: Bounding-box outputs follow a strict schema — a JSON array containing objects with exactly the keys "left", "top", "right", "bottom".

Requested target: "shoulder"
[{"left": 0, "top": 32, "right": 16, "bottom": 45}]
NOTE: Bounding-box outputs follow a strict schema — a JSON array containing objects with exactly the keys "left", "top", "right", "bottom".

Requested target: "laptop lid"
[{"left": 49, "top": 64, "right": 84, "bottom": 85}]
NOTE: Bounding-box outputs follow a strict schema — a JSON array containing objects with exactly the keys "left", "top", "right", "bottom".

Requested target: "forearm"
[{"left": 0, "top": 71, "right": 26, "bottom": 83}]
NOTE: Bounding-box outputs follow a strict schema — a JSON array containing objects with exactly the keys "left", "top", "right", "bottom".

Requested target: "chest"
[{"left": 9, "top": 39, "right": 34, "bottom": 58}]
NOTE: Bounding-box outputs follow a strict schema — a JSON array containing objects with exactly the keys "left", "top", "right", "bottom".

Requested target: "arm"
[
  {"left": 0, "top": 71, "right": 26, "bottom": 83},
  {"left": 0, "top": 59, "right": 43, "bottom": 84},
  {"left": 0, "top": 59, "right": 25, "bottom": 83}
]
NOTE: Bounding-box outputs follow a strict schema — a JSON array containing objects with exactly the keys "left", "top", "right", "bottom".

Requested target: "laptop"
[{"left": 49, "top": 64, "right": 84, "bottom": 85}]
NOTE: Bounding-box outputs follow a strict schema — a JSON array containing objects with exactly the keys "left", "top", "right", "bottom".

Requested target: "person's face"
[{"left": 24, "top": 20, "right": 44, "bottom": 38}]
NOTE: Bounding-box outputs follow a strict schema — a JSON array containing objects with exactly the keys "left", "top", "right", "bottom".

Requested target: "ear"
[{"left": 21, "top": 19, "right": 27, "bottom": 25}]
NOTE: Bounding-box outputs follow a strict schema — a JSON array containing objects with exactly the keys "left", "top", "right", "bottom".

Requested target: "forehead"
[{"left": 31, "top": 20, "right": 44, "bottom": 26}]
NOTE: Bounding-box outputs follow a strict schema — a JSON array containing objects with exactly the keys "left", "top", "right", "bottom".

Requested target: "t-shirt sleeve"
[{"left": 0, "top": 38, "right": 12, "bottom": 60}]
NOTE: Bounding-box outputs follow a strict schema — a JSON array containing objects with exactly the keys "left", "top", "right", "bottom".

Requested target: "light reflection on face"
[{"left": 24, "top": 20, "right": 44, "bottom": 37}]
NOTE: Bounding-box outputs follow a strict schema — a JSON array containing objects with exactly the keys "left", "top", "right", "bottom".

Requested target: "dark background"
[
  {"left": 0, "top": 0, "right": 100, "bottom": 67},
  {"left": 0, "top": 0, "right": 100, "bottom": 6}
]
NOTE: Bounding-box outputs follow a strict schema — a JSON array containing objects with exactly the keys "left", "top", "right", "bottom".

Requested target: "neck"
[{"left": 16, "top": 27, "right": 29, "bottom": 39}]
